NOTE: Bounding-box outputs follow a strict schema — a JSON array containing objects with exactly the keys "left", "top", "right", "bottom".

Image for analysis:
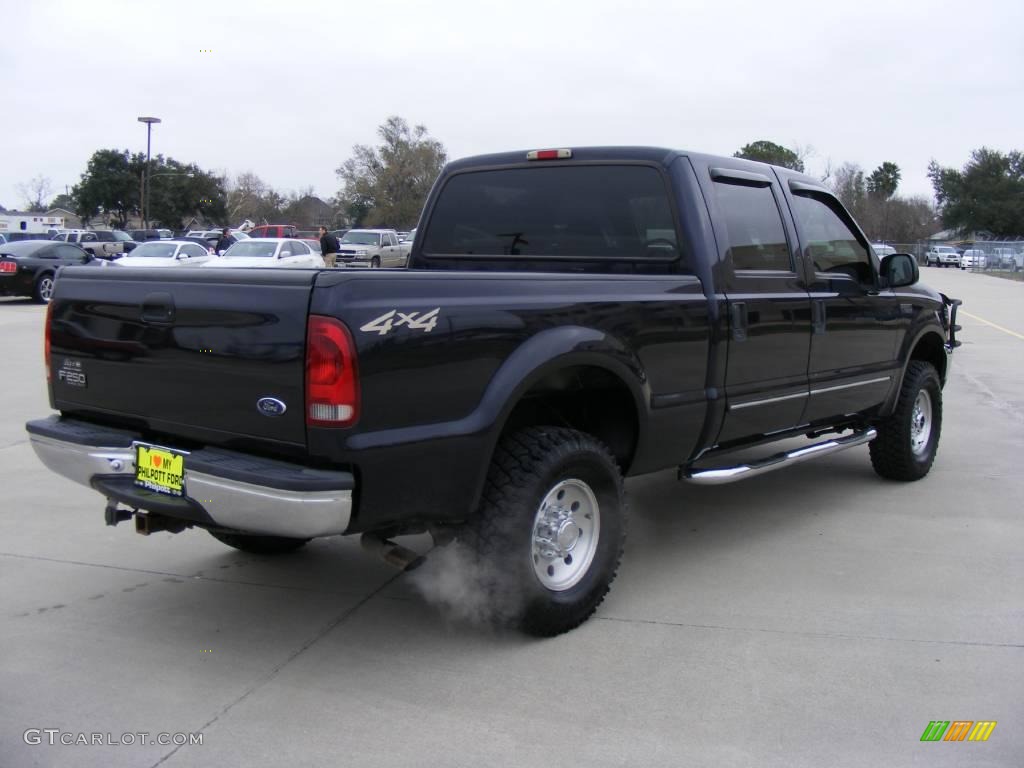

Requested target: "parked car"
[
  {"left": 960, "top": 249, "right": 987, "bottom": 270},
  {"left": 51, "top": 230, "right": 136, "bottom": 258},
  {"left": 871, "top": 243, "right": 896, "bottom": 258},
  {"left": 989, "top": 247, "right": 1017, "bottom": 269},
  {"left": 129, "top": 229, "right": 163, "bottom": 242},
  {"left": 187, "top": 230, "right": 249, "bottom": 253},
  {"left": 247, "top": 224, "right": 298, "bottom": 239},
  {"left": 156, "top": 229, "right": 174, "bottom": 239},
  {"left": 109, "top": 240, "right": 216, "bottom": 268},
  {"left": 27, "top": 145, "right": 961, "bottom": 637},
  {"left": 336, "top": 228, "right": 409, "bottom": 268},
  {"left": 329, "top": 229, "right": 350, "bottom": 241},
  {"left": 925, "top": 246, "right": 961, "bottom": 267},
  {"left": 0, "top": 240, "right": 104, "bottom": 302},
  {"left": 201, "top": 238, "right": 325, "bottom": 268},
  {"left": 301, "top": 239, "right": 323, "bottom": 254}
]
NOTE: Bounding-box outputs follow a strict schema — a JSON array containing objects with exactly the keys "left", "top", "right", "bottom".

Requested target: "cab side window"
[
  {"left": 791, "top": 192, "right": 872, "bottom": 283},
  {"left": 712, "top": 180, "right": 791, "bottom": 271}
]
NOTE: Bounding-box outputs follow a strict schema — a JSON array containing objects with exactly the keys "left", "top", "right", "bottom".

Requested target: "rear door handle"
[
  {"left": 730, "top": 302, "right": 747, "bottom": 342},
  {"left": 812, "top": 300, "right": 826, "bottom": 334}
]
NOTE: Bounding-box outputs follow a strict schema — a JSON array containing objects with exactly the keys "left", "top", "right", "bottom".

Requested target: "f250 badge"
[
  {"left": 58, "top": 359, "right": 87, "bottom": 388},
  {"left": 359, "top": 308, "right": 440, "bottom": 336}
]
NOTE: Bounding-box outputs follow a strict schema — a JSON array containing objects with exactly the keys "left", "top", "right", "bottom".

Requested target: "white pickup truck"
[{"left": 925, "top": 246, "right": 961, "bottom": 268}]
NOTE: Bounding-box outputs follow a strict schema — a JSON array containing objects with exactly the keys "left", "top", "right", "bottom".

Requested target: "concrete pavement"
[{"left": 0, "top": 267, "right": 1021, "bottom": 767}]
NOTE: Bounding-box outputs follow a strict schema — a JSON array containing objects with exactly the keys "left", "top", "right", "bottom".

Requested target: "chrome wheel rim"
[
  {"left": 38, "top": 277, "right": 55, "bottom": 302},
  {"left": 910, "top": 389, "right": 933, "bottom": 456},
  {"left": 531, "top": 479, "right": 600, "bottom": 591}
]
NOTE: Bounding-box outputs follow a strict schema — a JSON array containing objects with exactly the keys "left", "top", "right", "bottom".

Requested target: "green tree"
[
  {"left": 72, "top": 149, "right": 141, "bottom": 228},
  {"left": 50, "top": 193, "right": 75, "bottom": 211},
  {"left": 145, "top": 156, "right": 227, "bottom": 230},
  {"left": 72, "top": 149, "right": 227, "bottom": 230},
  {"left": 867, "top": 162, "right": 901, "bottom": 199},
  {"left": 928, "top": 148, "right": 1024, "bottom": 236},
  {"left": 734, "top": 140, "right": 805, "bottom": 172},
  {"left": 335, "top": 116, "right": 447, "bottom": 229}
]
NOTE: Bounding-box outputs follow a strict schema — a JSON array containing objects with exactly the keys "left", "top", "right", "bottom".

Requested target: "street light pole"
[{"left": 137, "top": 116, "right": 161, "bottom": 229}]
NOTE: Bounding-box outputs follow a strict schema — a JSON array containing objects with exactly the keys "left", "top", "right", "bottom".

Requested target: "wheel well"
[
  {"left": 910, "top": 332, "right": 947, "bottom": 383},
  {"left": 500, "top": 366, "right": 639, "bottom": 472}
]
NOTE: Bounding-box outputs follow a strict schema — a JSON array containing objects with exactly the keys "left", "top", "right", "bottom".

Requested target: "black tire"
[
  {"left": 370, "top": 256, "right": 380, "bottom": 269},
  {"left": 869, "top": 361, "right": 942, "bottom": 481},
  {"left": 460, "top": 426, "right": 627, "bottom": 637},
  {"left": 208, "top": 529, "right": 310, "bottom": 554},
  {"left": 33, "top": 272, "right": 56, "bottom": 304}
]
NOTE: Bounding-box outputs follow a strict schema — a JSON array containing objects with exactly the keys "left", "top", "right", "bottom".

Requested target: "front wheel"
[
  {"left": 869, "top": 361, "right": 942, "bottom": 481},
  {"left": 460, "top": 426, "right": 626, "bottom": 637},
  {"left": 208, "top": 529, "right": 310, "bottom": 554}
]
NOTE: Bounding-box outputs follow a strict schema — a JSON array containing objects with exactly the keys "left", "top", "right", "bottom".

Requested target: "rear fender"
[{"left": 466, "top": 325, "right": 649, "bottom": 513}]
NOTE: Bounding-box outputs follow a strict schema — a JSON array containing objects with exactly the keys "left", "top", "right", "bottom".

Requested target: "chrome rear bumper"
[{"left": 26, "top": 417, "right": 353, "bottom": 539}]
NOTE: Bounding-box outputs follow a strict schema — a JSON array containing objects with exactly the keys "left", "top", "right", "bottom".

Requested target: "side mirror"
[{"left": 880, "top": 253, "right": 919, "bottom": 288}]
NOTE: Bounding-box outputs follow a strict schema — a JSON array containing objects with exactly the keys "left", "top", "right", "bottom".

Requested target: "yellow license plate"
[{"left": 133, "top": 443, "right": 186, "bottom": 497}]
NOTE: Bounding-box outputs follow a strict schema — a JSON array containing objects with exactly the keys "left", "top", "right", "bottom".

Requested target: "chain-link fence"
[{"left": 877, "top": 239, "right": 1024, "bottom": 272}]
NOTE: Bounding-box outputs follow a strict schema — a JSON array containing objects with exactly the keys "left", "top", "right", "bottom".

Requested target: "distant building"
[{"left": 45, "top": 208, "right": 83, "bottom": 229}]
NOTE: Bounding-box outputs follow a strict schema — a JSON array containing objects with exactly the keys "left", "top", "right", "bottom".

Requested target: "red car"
[{"left": 247, "top": 225, "right": 297, "bottom": 238}]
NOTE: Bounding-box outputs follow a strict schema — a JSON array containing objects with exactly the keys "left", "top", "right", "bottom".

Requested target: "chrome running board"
[{"left": 681, "top": 428, "right": 877, "bottom": 486}]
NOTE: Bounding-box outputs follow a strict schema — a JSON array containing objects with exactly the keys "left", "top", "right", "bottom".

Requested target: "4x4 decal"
[{"left": 359, "top": 308, "right": 440, "bottom": 336}]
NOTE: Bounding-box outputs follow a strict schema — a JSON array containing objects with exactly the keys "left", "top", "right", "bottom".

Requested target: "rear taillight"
[
  {"left": 0, "top": 261, "right": 16, "bottom": 273},
  {"left": 44, "top": 301, "right": 53, "bottom": 382},
  {"left": 305, "top": 315, "right": 359, "bottom": 427}
]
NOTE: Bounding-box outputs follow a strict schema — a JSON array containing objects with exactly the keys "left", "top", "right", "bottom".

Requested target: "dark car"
[
  {"left": 130, "top": 229, "right": 162, "bottom": 242},
  {"left": 3, "top": 232, "right": 53, "bottom": 242},
  {"left": 0, "top": 241, "right": 103, "bottom": 303},
  {"left": 178, "top": 236, "right": 217, "bottom": 253}
]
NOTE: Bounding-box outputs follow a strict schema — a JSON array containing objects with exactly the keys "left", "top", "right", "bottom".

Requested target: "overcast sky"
[{"left": 4, "top": 0, "right": 1022, "bottom": 216}]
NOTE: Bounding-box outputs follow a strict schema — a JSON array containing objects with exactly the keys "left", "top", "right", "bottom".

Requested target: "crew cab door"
[
  {"left": 700, "top": 165, "right": 812, "bottom": 444},
  {"left": 783, "top": 182, "right": 902, "bottom": 422}
]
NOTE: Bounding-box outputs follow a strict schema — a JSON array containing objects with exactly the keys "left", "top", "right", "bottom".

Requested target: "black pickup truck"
[{"left": 26, "top": 146, "right": 960, "bottom": 636}]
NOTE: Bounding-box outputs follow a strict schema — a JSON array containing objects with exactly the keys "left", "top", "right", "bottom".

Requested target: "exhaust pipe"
[
  {"left": 361, "top": 533, "right": 426, "bottom": 571},
  {"left": 135, "top": 513, "right": 188, "bottom": 536}
]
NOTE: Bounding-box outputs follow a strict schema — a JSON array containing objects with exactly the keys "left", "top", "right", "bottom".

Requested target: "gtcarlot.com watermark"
[{"left": 24, "top": 729, "right": 203, "bottom": 747}]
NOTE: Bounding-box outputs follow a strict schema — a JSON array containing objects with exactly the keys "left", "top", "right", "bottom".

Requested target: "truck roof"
[{"left": 444, "top": 146, "right": 825, "bottom": 188}]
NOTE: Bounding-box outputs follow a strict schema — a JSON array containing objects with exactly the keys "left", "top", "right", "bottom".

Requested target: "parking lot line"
[{"left": 960, "top": 310, "right": 1024, "bottom": 342}]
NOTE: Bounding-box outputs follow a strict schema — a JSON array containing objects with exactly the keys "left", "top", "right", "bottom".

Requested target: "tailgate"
[{"left": 48, "top": 267, "right": 317, "bottom": 450}]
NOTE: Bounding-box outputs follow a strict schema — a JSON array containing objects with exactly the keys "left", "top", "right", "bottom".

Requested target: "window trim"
[
  {"left": 418, "top": 160, "right": 686, "bottom": 265},
  {"left": 711, "top": 174, "right": 796, "bottom": 274},
  {"left": 789, "top": 187, "right": 877, "bottom": 279}
]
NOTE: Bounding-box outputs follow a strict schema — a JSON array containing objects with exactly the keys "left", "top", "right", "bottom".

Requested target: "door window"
[
  {"left": 712, "top": 180, "right": 791, "bottom": 271},
  {"left": 56, "top": 245, "right": 88, "bottom": 261},
  {"left": 791, "top": 192, "right": 872, "bottom": 283}
]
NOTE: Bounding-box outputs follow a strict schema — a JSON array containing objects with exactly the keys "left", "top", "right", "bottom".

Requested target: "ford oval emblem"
[{"left": 257, "top": 397, "right": 287, "bottom": 417}]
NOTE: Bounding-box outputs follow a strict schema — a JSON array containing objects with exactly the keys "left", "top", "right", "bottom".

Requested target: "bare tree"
[{"left": 17, "top": 175, "right": 54, "bottom": 212}]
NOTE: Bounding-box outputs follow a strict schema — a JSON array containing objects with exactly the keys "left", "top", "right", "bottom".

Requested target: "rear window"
[{"left": 422, "top": 165, "right": 679, "bottom": 260}]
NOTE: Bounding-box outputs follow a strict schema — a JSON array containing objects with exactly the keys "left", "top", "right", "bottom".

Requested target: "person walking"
[{"left": 319, "top": 226, "right": 340, "bottom": 268}]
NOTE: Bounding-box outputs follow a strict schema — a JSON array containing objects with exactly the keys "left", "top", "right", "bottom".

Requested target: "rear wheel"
[
  {"left": 869, "top": 361, "right": 942, "bottom": 481},
  {"left": 33, "top": 273, "right": 55, "bottom": 303},
  {"left": 370, "top": 256, "right": 380, "bottom": 269},
  {"left": 208, "top": 529, "right": 310, "bottom": 554},
  {"left": 460, "top": 426, "right": 627, "bottom": 637}
]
